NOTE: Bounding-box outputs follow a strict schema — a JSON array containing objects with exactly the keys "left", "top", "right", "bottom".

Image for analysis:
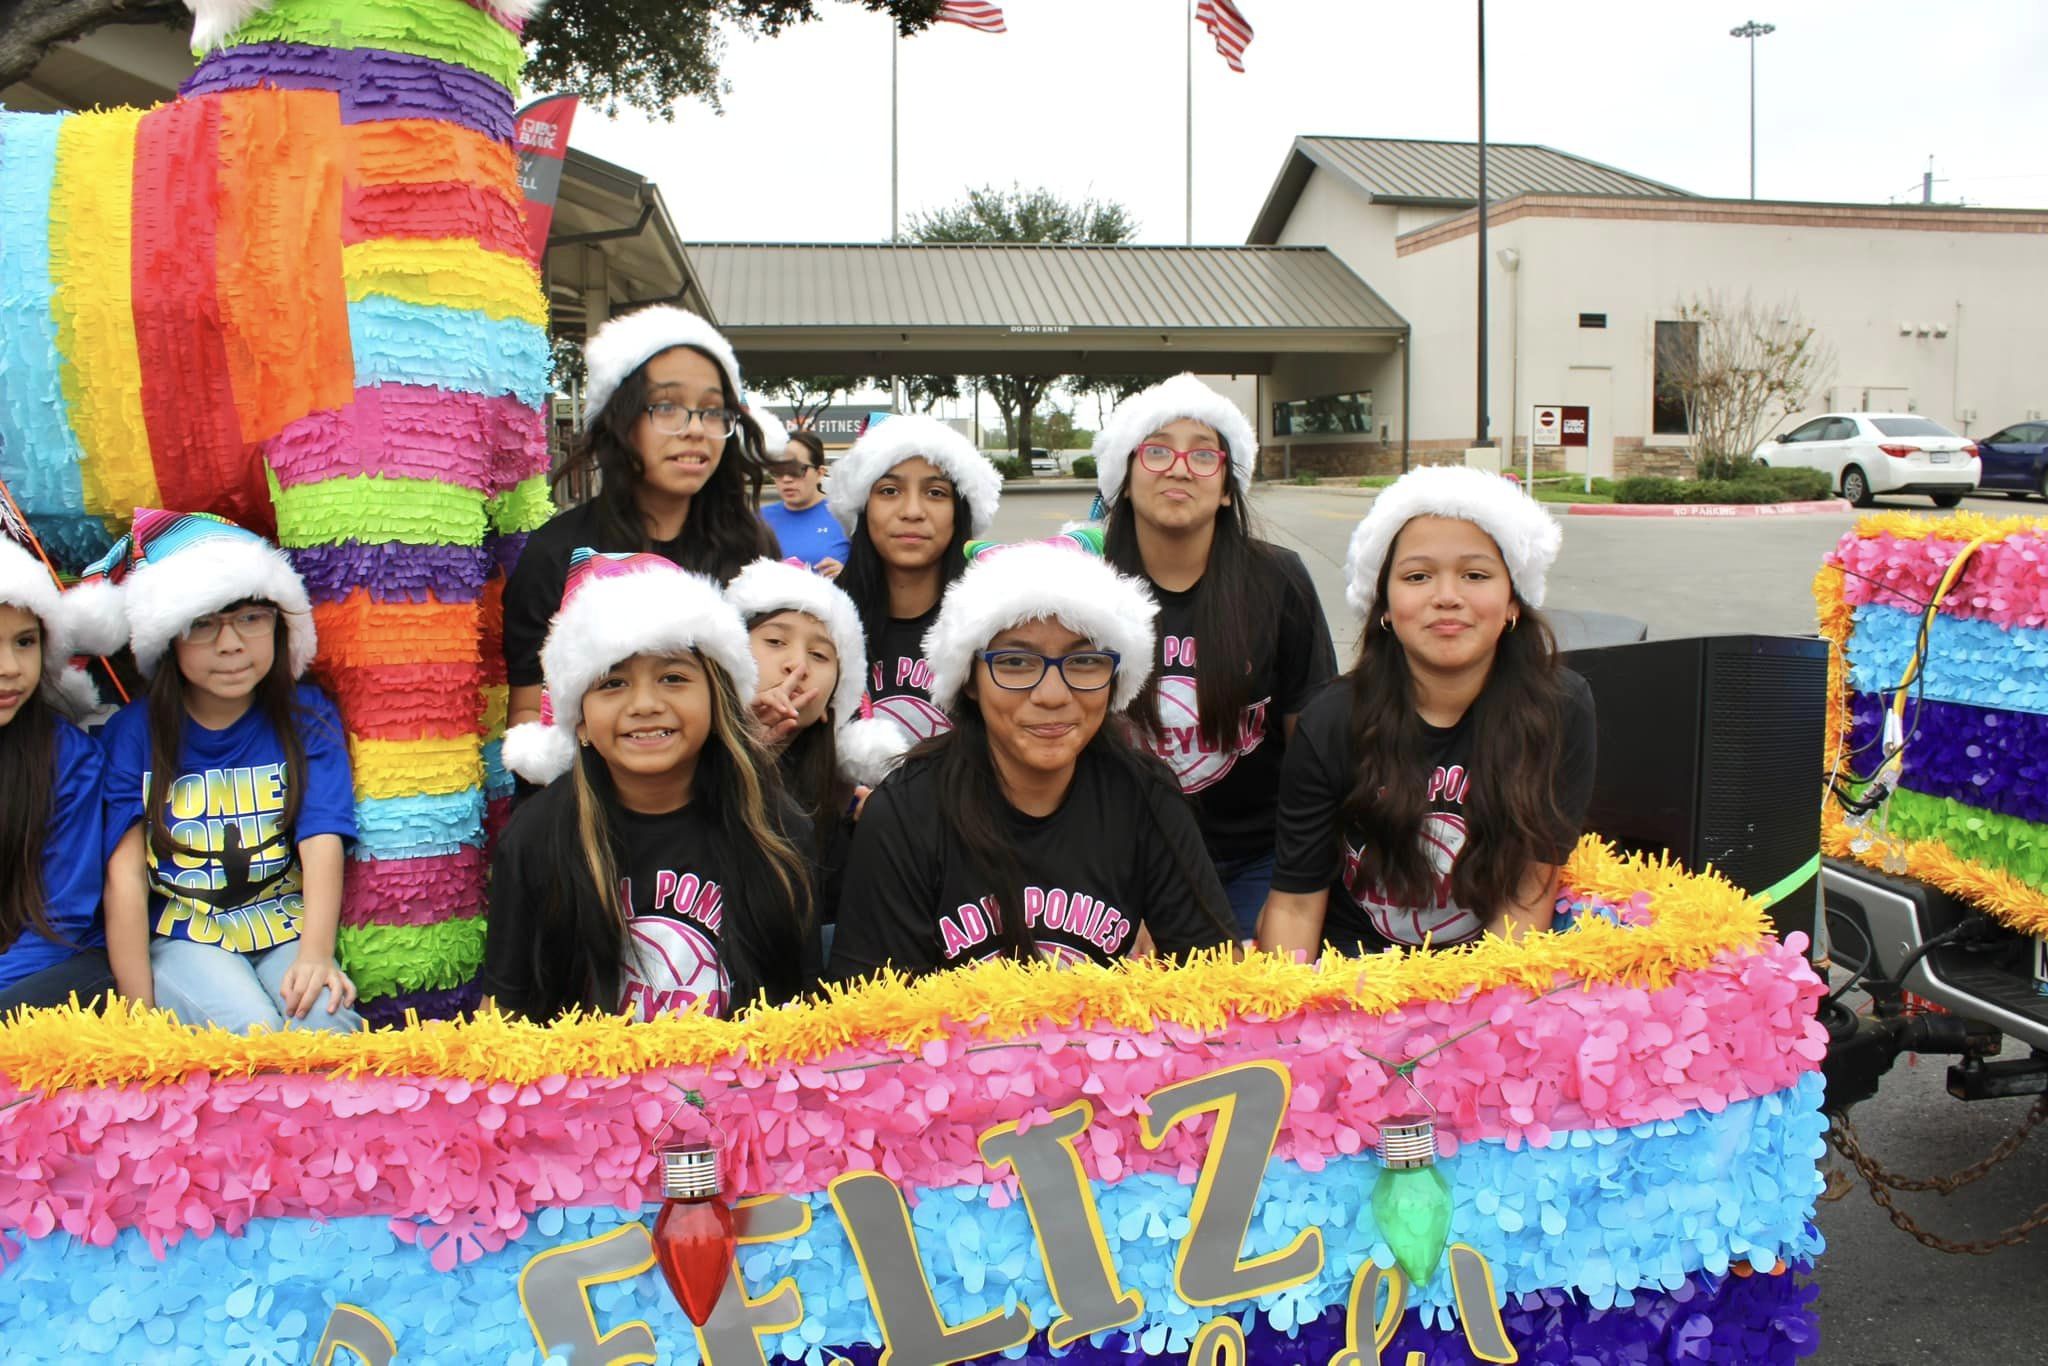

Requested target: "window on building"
[
  {"left": 1652, "top": 320, "right": 1700, "bottom": 435},
  {"left": 1272, "top": 390, "right": 1375, "bottom": 437},
  {"left": 1578, "top": 312, "right": 1608, "bottom": 329}
]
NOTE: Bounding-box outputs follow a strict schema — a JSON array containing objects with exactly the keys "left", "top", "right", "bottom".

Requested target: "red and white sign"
[
  {"left": 514, "top": 94, "right": 580, "bottom": 263},
  {"left": 1534, "top": 404, "right": 1590, "bottom": 448}
]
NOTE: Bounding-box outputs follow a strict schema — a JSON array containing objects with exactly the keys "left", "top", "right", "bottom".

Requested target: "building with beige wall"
[{"left": 1247, "top": 136, "right": 2048, "bottom": 480}]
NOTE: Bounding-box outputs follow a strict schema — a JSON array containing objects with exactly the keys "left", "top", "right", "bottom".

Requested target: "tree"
[
  {"left": 901, "top": 185, "right": 1139, "bottom": 464},
  {"left": 0, "top": 0, "right": 946, "bottom": 117},
  {"left": 1658, "top": 293, "right": 1836, "bottom": 480},
  {"left": 761, "top": 375, "right": 864, "bottom": 427},
  {"left": 1067, "top": 374, "right": 1154, "bottom": 428},
  {"left": 1037, "top": 408, "right": 1093, "bottom": 452}
]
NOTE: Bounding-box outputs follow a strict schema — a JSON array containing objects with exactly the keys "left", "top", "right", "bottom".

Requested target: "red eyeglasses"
[{"left": 1134, "top": 443, "right": 1226, "bottom": 477}]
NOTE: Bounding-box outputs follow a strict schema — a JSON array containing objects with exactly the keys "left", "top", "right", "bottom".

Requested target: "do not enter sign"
[{"left": 1533, "top": 404, "right": 1589, "bottom": 448}]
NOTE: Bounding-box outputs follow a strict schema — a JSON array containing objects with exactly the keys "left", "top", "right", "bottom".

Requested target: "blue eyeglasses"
[{"left": 975, "top": 648, "right": 1121, "bottom": 692}]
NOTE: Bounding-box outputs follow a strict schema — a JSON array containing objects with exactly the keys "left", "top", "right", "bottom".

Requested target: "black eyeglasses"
[
  {"left": 179, "top": 604, "right": 279, "bottom": 646},
  {"left": 975, "top": 649, "right": 1120, "bottom": 692},
  {"left": 643, "top": 403, "right": 740, "bottom": 439}
]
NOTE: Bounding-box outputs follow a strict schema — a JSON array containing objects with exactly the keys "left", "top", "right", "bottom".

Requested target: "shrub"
[
  {"left": 1612, "top": 471, "right": 1834, "bottom": 505},
  {"left": 1292, "top": 472, "right": 1320, "bottom": 486},
  {"left": 1754, "top": 465, "right": 1833, "bottom": 499},
  {"left": 993, "top": 457, "right": 1028, "bottom": 479},
  {"left": 1071, "top": 455, "right": 1097, "bottom": 480}
]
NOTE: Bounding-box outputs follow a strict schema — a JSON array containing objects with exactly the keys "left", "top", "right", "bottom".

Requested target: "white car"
[{"left": 1753, "top": 412, "right": 1978, "bottom": 508}]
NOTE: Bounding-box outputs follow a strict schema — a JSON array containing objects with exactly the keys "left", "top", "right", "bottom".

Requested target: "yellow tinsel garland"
[{"left": 0, "top": 839, "right": 1782, "bottom": 1091}]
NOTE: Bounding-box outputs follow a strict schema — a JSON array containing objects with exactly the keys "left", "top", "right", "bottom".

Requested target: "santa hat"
[
  {"left": 111, "top": 509, "right": 316, "bottom": 680},
  {"left": 1091, "top": 373, "right": 1259, "bottom": 508},
  {"left": 0, "top": 537, "right": 102, "bottom": 716},
  {"left": 580, "top": 305, "right": 744, "bottom": 433},
  {"left": 724, "top": 556, "right": 868, "bottom": 733},
  {"left": 825, "top": 414, "right": 1002, "bottom": 537},
  {"left": 502, "top": 549, "right": 759, "bottom": 785},
  {"left": 1343, "top": 465, "right": 1562, "bottom": 621},
  {"left": 747, "top": 401, "right": 790, "bottom": 459},
  {"left": 923, "top": 528, "right": 1157, "bottom": 716}
]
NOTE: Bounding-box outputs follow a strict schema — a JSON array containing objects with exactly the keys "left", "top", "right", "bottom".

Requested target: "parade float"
[{"left": 0, "top": 1, "right": 1828, "bottom": 1359}]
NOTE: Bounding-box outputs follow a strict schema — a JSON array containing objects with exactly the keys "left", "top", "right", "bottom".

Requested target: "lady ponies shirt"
[
  {"left": 828, "top": 748, "right": 1234, "bottom": 978},
  {"left": 863, "top": 604, "right": 952, "bottom": 747},
  {"left": 1270, "top": 671, "right": 1597, "bottom": 948}
]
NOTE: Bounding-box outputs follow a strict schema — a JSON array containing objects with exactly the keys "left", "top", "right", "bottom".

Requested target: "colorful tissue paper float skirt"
[
  {"left": 1819, "top": 510, "right": 2048, "bottom": 935},
  {"left": 0, "top": 0, "right": 553, "bottom": 1018},
  {"left": 0, "top": 842, "right": 1828, "bottom": 1363}
]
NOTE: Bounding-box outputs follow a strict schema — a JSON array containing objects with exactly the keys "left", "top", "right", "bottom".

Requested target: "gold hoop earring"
[
  {"left": 1508, "top": 616, "right": 1520, "bottom": 632},
  {"left": 1379, "top": 614, "right": 1391, "bottom": 632}
]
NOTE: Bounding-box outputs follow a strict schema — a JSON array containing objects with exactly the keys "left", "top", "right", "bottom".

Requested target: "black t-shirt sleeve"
[
  {"left": 1548, "top": 670, "right": 1599, "bottom": 862},
  {"left": 1269, "top": 683, "right": 1352, "bottom": 895},
  {"left": 1133, "top": 774, "right": 1235, "bottom": 956},
  {"left": 502, "top": 520, "right": 573, "bottom": 690},
  {"left": 1270, "top": 549, "right": 1338, "bottom": 717},
  {"left": 827, "top": 772, "right": 943, "bottom": 982},
  {"left": 480, "top": 797, "right": 552, "bottom": 1015}
]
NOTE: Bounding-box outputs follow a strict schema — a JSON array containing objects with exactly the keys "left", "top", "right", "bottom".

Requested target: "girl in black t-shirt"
[
  {"left": 488, "top": 550, "right": 816, "bottom": 1022},
  {"left": 825, "top": 415, "right": 1003, "bottom": 785},
  {"left": 829, "top": 537, "right": 1234, "bottom": 981},
  {"left": 725, "top": 557, "right": 870, "bottom": 926},
  {"left": 503, "top": 307, "right": 779, "bottom": 732},
  {"left": 1260, "top": 466, "right": 1596, "bottom": 955},
  {"left": 1093, "top": 374, "right": 1337, "bottom": 936}
]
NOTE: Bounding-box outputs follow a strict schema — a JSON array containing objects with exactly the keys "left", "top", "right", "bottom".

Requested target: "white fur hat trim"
[
  {"left": 836, "top": 714, "right": 916, "bottom": 789},
  {"left": 724, "top": 558, "right": 868, "bottom": 732},
  {"left": 922, "top": 542, "right": 1158, "bottom": 715},
  {"left": 580, "top": 305, "right": 744, "bottom": 433},
  {"left": 124, "top": 534, "right": 316, "bottom": 680},
  {"left": 1091, "top": 373, "right": 1259, "bottom": 506},
  {"left": 1343, "top": 465, "right": 1562, "bottom": 621},
  {"left": 748, "top": 402, "right": 790, "bottom": 459},
  {"left": 825, "top": 414, "right": 1002, "bottom": 537},
  {"left": 502, "top": 560, "right": 758, "bottom": 785},
  {"left": 0, "top": 537, "right": 72, "bottom": 677}
]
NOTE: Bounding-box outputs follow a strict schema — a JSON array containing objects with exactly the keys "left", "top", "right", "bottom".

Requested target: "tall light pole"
[
  {"left": 1474, "top": 0, "right": 1490, "bottom": 447},
  {"left": 1730, "top": 20, "right": 1774, "bottom": 199}
]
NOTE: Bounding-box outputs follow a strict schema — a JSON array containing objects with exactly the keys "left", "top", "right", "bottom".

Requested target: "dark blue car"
[{"left": 1977, "top": 421, "right": 2048, "bottom": 500}]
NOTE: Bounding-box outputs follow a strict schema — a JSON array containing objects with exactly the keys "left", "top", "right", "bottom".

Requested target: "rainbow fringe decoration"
[
  {"left": 1817, "top": 509, "right": 2048, "bottom": 936},
  {"left": 0, "top": 842, "right": 1827, "bottom": 1362},
  {"left": 0, "top": 0, "right": 552, "bottom": 1013}
]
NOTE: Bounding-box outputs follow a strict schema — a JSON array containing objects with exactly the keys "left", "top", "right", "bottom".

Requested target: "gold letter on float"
[
  {"left": 694, "top": 1196, "right": 816, "bottom": 1365},
  {"left": 1186, "top": 1315, "right": 1249, "bottom": 1364},
  {"left": 518, "top": 1223, "right": 659, "bottom": 1365},
  {"left": 829, "top": 1170, "right": 1034, "bottom": 1366},
  {"left": 1139, "top": 1060, "right": 1324, "bottom": 1306},
  {"left": 311, "top": 1304, "right": 396, "bottom": 1366},
  {"left": 979, "top": 1099, "right": 1144, "bottom": 1348}
]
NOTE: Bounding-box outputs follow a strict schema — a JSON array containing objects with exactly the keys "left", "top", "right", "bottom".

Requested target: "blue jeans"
[
  {"left": 1214, "top": 851, "right": 1277, "bottom": 939},
  {"left": 152, "top": 938, "right": 363, "bottom": 1035},
  {"left": 0, "top": 948, "right": 114, "bottom": 1012}
]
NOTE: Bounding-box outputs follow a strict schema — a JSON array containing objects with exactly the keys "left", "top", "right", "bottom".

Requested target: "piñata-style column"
[{"left": 187, "top": 0, "right": 553, "bottom": 1020}]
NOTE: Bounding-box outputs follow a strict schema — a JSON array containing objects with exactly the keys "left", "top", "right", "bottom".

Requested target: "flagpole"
[
  {"left": 890, "top": 26, "right": 899, "bottom": 241},
  {"left": 1184, "top": 0, "right": 1194, "bottom": 244}
]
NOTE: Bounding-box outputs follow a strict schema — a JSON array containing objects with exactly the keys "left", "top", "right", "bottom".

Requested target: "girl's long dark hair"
[
  {"left": 516, "top": 658, "right": 813, "bottom": 1017},
  {"left": 0, "top": 686, "right": 58, "bottom": 952},
  {"left": 908, "top": 702, "right": 1231, "bottom": 961},
  {"left": 146, "top": 611, "right": 309, "bottom": 885},
  {"left": 1341, "top": 554, "right": 1574, "bottom": 915},
  {"left": 550, "top": 344, "right": 777, "bottom": 582},
  {"left": 836, "top": 493, "right": 975, "bottom": 645},
  {"left": 1103, "top": 463, "right": 1279, "bottom": 753}
]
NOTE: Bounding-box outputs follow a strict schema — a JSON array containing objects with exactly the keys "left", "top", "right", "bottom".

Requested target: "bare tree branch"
[{"left": 1659, "top": 292, "right": 1836, "bottom": 479}]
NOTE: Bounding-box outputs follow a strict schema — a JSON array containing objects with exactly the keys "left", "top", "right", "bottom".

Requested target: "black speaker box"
[{"left": 1562, "top": 634, "right": 1829, "bottom": 943}]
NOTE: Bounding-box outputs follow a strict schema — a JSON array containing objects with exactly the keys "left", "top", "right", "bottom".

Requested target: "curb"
[{"left": 1561, "top": 498, "right": 1851, "bottom": 518}]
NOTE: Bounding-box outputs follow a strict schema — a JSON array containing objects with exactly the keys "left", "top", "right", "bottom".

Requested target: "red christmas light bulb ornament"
[{"left": 650, "top": 1142, "right": 735, "bottom": 1326}]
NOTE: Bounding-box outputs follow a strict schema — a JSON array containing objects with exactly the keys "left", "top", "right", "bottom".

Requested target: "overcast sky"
[{"left": 564, "top": 0, "right": 2048, "bottom": 247}]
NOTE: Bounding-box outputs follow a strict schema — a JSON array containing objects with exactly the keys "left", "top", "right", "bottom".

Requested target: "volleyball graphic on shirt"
[
  {"left": 1347, "top": 811, "right": 1482, "bottom": 945},
  {"left": 619, "top": 916, "right": 730, "bottom": 1022},
  {"left": 869, "top": 693, "right": 954, "bottom": 746},
  {"left": 1152, "top": 674, "right": 1266, "bottom": 794}
]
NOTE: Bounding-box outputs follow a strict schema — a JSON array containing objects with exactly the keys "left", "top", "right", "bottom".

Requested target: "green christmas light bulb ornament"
[{"left": 1372, "top": 1114, "right": 1453, "bottom": 1288}]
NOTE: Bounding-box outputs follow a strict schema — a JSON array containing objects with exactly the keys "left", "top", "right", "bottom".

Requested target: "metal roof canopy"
[
  {"left": 1247, "top": 135, "right": 1694, "bottom": 242},
  {"left": 686, "top": 242, "right": 1407, "bottom": 380},
  {"left": 545, "top": 149, "right": 711, "bottom": 341}
]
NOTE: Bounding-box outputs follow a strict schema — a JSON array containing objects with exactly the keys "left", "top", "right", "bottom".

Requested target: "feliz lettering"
[{"left": 309, "top": 1062, "right": 1516, "bottom": 1365}]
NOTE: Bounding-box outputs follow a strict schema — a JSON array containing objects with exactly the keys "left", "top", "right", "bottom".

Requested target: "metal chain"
[{"left": 1825, "top": 1097, "right": 2048, "bottom": 1255}]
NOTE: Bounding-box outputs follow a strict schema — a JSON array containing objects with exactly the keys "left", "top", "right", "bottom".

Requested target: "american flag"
[
  {"left": 936, "top": 1, "right": 1007, "bottom": 33},
  {"left": 1195, "top": 0, "right": 1253, "bottom": 72}
]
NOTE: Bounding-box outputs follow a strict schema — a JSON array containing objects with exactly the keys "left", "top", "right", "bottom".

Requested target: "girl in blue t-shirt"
[
  {"left": 0, "top": 538, "right": 113, "bottom": 1012},
  {"left": 88, "top": 511, "right": 362, "bottom": 1034}
]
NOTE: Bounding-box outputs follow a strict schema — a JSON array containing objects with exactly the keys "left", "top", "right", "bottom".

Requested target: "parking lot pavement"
[{"left": 990, "top": 480, "right": 2048, "bottom": 1364}]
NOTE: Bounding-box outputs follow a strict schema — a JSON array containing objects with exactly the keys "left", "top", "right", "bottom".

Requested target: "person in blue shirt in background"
[
  {"left": 0, "top": 538, "right": 113, "bottom": 1012},
  {"left": 759, "top": 430, "right": 851, "bottom": 578}
]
